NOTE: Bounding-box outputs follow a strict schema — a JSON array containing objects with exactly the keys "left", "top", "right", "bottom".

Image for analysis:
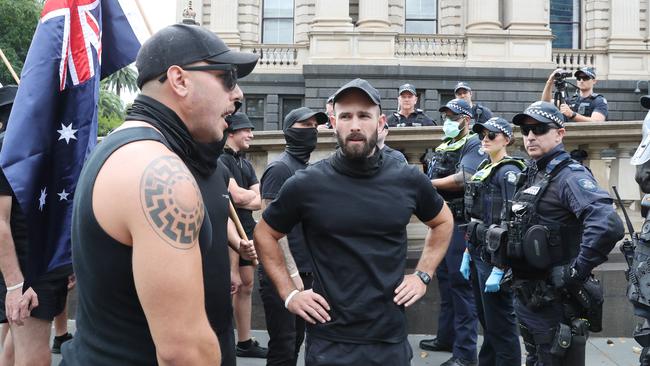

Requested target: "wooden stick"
[
  {"left": 228, "top": 201, "right": 259, "bottom": 265},
  {"left": 133, "top": 0, "right": 154, "bottom": 36},
  {"left": 0, "top": 48, "right": 20, "bottom": 85}
]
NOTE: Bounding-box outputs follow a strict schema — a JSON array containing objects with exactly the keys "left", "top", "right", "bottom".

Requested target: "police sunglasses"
[
  {"left": 520, "top": 124, "right": 556, "bottom": 136},
  {"left": 576, "top": 75, "right": 592, "bottom": 81},
  {"left": 442, "top": 113, "right": 465, "bottom": 122},
  {"left": 478, "top": 130, "right": 498, "bottom": 141},
  {"left": 158, "top": 64, "right": 238, "bottom": 91}
]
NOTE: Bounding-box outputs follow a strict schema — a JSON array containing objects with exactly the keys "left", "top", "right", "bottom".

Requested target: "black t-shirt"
[
  {"left": 260, "top": 152, "right": 312, "bottom": 272},
  {"left": 0, "top": 147, "right": 28, "bottom": 279},
  {"left": 196, "top": 160, "right": 234, "bottom": 335},
  {"left": 262, "top": 155, "right": 444, "bottom": 344},
  {"left": 218, "top": 150, "right": 258, "bottom": 238}
]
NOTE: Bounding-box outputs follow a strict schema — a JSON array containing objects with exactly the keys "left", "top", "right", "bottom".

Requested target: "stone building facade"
[{"left": 176, "top": 0, "right": 650, "bottom": 130}]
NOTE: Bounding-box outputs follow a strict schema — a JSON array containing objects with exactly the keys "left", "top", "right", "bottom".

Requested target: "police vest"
[
  {"left": 465, "top": 157, "right": 526, "bottom": 225},
  {"left": 505, "top": 153, "right": 581, "bottom": 274},
  {"left": 569, "top": 93, "right": 602, "bottom": 117},
  {"left": 429, "top": 133, "right": 475, "bottom": 180},
  {"left": 393, "top": 110, "right": 427, "bottom": 127}
]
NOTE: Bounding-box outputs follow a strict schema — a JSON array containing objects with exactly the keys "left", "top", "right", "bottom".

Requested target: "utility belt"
[
  {"left": 504, "top": 221, "right": 580, "bottom": 271},
  {"left": 466, "top": 219, "right": 494, "bottom": 263},
  {"left": 520, "top": 318, "right": 589, "bottom": 360},
  {"left": 446, "top": 198, "right": 465, "bottom": 220}
]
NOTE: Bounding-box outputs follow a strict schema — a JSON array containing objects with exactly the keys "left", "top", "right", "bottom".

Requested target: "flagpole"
[
  {"left": 0, "top": 48, "right": 20, "bottom": 85},
  {"left": 133, "top": 0, "right": 154, "bottom": 36}
]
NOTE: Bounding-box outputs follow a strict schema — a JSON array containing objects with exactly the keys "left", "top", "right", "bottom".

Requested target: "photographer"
[{"left": 542, "top": 67, "right": 608, "bottom": 122}]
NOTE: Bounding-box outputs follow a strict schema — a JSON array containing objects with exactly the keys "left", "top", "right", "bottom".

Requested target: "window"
[
  {"left": 550, "top": 0, "right": 581, "bottom": 49},
  {"left": 243, "top": 96, "right": 265, "bottom": 131},
  {"left": 281, "top": 96, "right": 303, "bottom": 128},
  {"left": 405, "top": 0, "right": 437, "bottom": 34},
  {"left": 262, "top": 0, "right": 294, "bottom": 44}
]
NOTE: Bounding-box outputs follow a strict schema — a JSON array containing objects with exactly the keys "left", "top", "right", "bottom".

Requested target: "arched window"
[
  {"left": 550, "top": 0, "right": 581, "bottom": 49},
  {"left": 405, "top": 0, "right": 438, "bottom": 34},
  {"left": 262, "top": 0, "right": 294, "bottom": 44}
]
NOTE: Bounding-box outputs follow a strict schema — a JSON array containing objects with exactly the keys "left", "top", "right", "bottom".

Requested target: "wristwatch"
[
  {"left": 414, "top": 270, "right": 431, "bottom": 285},
  {"left": 570, "top": 111, "right": 577, "bottom": 119}
]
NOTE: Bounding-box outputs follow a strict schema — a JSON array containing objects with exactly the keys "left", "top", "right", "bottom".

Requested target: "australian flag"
[{"left": 0, "top": 0, "right": 148, "bottom": 284}]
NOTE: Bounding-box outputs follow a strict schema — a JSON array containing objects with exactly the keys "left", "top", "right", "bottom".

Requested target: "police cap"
[
  {"left": 439, "top": 98, "right": 473, "bottom": 117},
  {"left": 513, "top": 101, "right": 565, "bottom": 128},
  {"left": 574, "top": 66, "right": 596, "bottom": 80},
  {"left": 472, "top": 117, "right": 513, "bottom": 139},
  {"left": 398, "top": 83, "right": 416, "bottom": 96}
]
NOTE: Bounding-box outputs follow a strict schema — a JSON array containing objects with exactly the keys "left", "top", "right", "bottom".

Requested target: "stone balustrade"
[
  {"left": 240, "top": 45, "right": 307, "bottom": 70},
  {"left": 394, "top": 34, "right": 466, "bottom": 60},
  {"left": 553, "top": 48, "right": 601, "bottom": 72}
]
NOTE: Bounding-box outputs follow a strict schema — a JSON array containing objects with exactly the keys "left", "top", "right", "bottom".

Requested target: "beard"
[{"left": 337, "top": 129, "right": 378, "bottom": 160}]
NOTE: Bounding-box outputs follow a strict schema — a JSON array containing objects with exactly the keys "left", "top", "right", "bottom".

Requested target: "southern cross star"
[
  {"left": 38, "top": 187, "right": 47, "bottom": 211},
  {"left": 57, "top": 189, "right": 70, "bottom": 201},
  {"left": 57, "top": 123, "right": 78, "bottom": 144}
]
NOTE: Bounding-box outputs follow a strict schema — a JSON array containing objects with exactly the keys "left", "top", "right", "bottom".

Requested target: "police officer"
[
  {"left": 462, "top": 117, "right": 523, "bottom": 366},
  {"left": 420, "top": 98, "right": 483, "bottom": 366},
  {"left": 454, "top": 82, "right": 493, "bottom": 125},
  {"left": 542, "top": 67, "right": 608, "bottom": 122},
  {"left": 387, "top": 83, "right": 436, "bottom": 127},
  {"left": 377, "top": 124, "right": 408, "bottom": 164},
  {"left": 508, "top": 101, "right": 623, "bottom": 365},
  {"left": 629, "top": 94, "right": 650, "bottom": 366}
]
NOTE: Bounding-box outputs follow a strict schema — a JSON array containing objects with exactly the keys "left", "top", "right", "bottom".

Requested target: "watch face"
[{"left": 417, "top": 271, "right": 430, "bottom": 284}]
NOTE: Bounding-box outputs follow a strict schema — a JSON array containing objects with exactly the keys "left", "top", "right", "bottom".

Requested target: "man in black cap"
[
  {"left": 258, "top": 106, "right": 326, "bottom": 366},
  {"left": 387, "top": 83, "right": 436, "bottom": 127},
  {"left": 420, "top": 98, "right": 482, "bottom": 366},
  {"left": 454, "top": 82, "right": 493, "bottom": 125},
  {"left": 255, "top": 79, "right": 454, "bottom": 365},
  {"left": 62, "top": 24, "right": 258, "bottom": 365},
  {"left": 218, "top": 112, "right": 268, "bottom": 359},
  {"left": 507, "top": 101, "right": 623, "bottom": 365},
  {"left": 542, "top": 67, "right": 608, "bottom": 122}
]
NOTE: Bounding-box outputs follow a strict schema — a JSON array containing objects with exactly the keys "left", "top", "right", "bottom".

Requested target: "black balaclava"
[{"left": 284, "top": 127, "right": 318, "bottom": 164}]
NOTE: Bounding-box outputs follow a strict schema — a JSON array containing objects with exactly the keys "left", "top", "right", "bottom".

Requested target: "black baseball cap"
[
  {"left": 398, "top": 83, "right": 416, "bottom": 95},
  {"left": 226, "top": 112, "right": 255, "bottom": 132},
  {"left": 136, "top": 24, "right": 259, "bottom": 88},
  {"left": 0, "top": 85, "right": 17, "bottom": 108},
  {"left": 331, "top": 78, "right": 381, "bottom": 107},
  {"left": 512, "top": 101, "right": 565, "bottom": 128},
  {"left": 283, "top": 107, "right": 328, "bottom": 131}
]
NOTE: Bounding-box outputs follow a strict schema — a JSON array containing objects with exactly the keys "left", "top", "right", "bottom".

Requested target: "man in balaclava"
[{"left": 257, "top": 107, "right": 327, "bottom": 366}]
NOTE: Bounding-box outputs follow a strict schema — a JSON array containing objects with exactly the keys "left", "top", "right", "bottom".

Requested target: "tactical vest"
[
  {"left": 503, "top": 153, "right": 581, "bottom": 274},
  {"left": 393, "top": 110, "right": 427, "bottom": 127},
  {"left": 428, "top": 133, "right": 474, "bottom": 180},
  {"left": 570, "top": 93, "right": 601, "bottom": 118},
  {"left": 628, "top": 217, "right": 650, "bottom": 320}
]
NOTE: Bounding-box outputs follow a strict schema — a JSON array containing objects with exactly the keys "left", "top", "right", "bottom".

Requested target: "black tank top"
[{"left": 62, "top": 127, "right": 212, "bottom": 365}]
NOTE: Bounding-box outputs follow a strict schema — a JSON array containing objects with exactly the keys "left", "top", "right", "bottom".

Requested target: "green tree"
[
  {"left": 103, "top": 66, "right": 138, "bottom": 97},
  {"left": 0, "top": 0, "right": 41, "bottom": 85}
]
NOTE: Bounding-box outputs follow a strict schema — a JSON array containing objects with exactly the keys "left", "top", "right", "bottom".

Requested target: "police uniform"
[
  {"left": 506, "top": 102, "right": 624, "bottom": 365},
  {"left": 387, "top": 109, "right": 436, "bottom": 127},
  {"left": 566, "top": 93, "right": 608, "bottom": 119},
  {"left": 629, "top": 106, "right": 650, "bottom": 366},
  {"left": 420, "top": 98, "right": 482, "bottom": 365},
  {"left": 464, "top": 117, "right": 523, "bottom": 366},
  {"left": 471, "top": 104, "right": 493, "bottom": 125}
]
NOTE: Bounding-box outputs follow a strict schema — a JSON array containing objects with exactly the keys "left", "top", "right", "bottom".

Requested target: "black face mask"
[
  {"left": 198, "top": 135, "right": 227, "bottom": 160},
  {"left": 284, "top": 127, "right": 318, "bottom": 164},
  {"left": 125, "top": 95, "right": 220, "bottom": 177}
]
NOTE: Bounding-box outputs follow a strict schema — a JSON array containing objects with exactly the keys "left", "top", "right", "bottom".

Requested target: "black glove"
[{"left": 550, "top": 264, "right": 584, "bottom": 289}]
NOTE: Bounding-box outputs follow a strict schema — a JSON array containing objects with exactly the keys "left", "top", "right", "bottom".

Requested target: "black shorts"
[
  {"left": 305, "top": 335, "right": 412, "bottom": 366},
  {"left": 0, "top": 265, "right": 72, "bottom": 323},
  {"left": 238, "top": 231, "right": 254, "bottom": 267}
]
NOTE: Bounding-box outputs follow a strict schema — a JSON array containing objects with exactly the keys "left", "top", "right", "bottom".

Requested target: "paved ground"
[{"left": 46, "top": 324, "right": 642, "bottom": 365}]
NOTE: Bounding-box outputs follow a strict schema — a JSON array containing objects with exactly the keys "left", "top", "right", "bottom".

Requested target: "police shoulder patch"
[
  {"left": 478, "top": 148, "right": 485, "bottom": 156},
  {"left": 578, "top": 178, "right": 598, "bottom": 192},
  {"left": 569, "top": 163, "right": 584, "bottom": 171},
  {"left": 506, "top": 171, "right": 518, "bottom": 184}
]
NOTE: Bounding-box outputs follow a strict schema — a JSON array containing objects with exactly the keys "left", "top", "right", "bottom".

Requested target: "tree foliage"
[
  {"left": 103, "top": 66, "right": 138, "bottom": 97},
  {"left": 0, "top": 0, "right": 41, "bottom": 85}
]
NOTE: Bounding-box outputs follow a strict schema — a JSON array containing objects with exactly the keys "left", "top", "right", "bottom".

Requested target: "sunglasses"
[
  {"left": 478, "top": 131, "right": 499, "bottom": 141},
  {"left": 158, "top": 64, "right": 238, "bottom": 91},
  {"left": 520, "top": 124, "right": 556, "bottom": 136},
  {"left": 576, "top": 75, "right": 592, "bottom": 81}
]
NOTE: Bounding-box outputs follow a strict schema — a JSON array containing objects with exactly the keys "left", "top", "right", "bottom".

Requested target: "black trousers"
[
  {"left": 305, "top": 335, "right": 412, "bottom": 366},
  {"left": 258, "top": 265, "right": 313, "bottom": 366}
]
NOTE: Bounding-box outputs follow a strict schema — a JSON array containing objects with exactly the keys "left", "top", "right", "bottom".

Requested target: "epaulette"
[
  {"left": 568, "top": 163, "right": 585, "bottom": 171},
  {"left": 415, "top": 108, "right": 423, "bottom": 113}
]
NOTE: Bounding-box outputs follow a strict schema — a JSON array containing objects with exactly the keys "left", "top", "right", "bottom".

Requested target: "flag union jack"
[{"left": 42, "top": 0, "right": 102, "bottom": 90}]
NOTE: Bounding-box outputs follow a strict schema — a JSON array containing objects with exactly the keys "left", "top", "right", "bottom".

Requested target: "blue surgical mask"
[{"left": 443, "top": 119, "right": 461, "bottom": 138}]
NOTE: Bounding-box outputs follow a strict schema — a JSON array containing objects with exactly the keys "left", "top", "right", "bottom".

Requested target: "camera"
[{"left": 554, "top": 70, "right": 572, "bottom": 80}]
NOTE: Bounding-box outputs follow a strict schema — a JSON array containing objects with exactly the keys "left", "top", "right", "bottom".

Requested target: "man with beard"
[
  {"left": 61, "top": 24, "right": 258, "bottom": 365},
  {"left": 258, "top": 106, "right": 327, "bottom": 365},
  {"left": 254, "top": 79, "right": 454, "bottom": 365}
]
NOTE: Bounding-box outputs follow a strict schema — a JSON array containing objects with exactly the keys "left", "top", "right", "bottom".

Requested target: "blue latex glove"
[
  {"left": 459, "top": 251, "right": 471, "bottom": 280},
  {"left": 485, "top": 267, "right": 504, "bottom": 293}
]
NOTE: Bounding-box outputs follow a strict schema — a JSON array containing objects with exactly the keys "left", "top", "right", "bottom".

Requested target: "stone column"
[
  {"left": 210, "top": 0, "right": 240, "bottom": 46},
  {"left": 466, "top": 0, "right": 501, "bottom": 30},
  {"left": 357, "top": 0, "right": 390, "bottom": 29},
  {"left": 312, "top": 0, "right": 353, "bottom": 31},
  {"left": 502, "top": 0, "right": 548, "bottom": 31},
  {"left": 609, "top": 0, "right": 644, "bottom": 47}
]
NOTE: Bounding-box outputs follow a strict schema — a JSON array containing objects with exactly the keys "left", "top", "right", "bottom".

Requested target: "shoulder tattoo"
[{"left": 140, "top": 156, "right": 204, "bottom": 249}]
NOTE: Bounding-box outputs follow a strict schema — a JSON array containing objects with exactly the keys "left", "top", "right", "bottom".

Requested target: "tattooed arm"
[{"left": 99, "top": 146, "right": 220, "bottom": 365}]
